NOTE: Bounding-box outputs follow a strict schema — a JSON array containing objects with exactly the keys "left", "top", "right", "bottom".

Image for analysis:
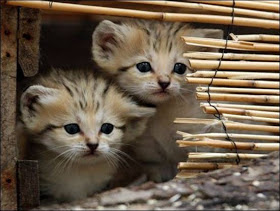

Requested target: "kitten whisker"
[
  {"left": 105, "top": 153, "right": 118, "bottom": 170},
  {"left": 111, "top": 147, "right": 136, "bottom": 164},
  {"left": 180, "top": 87, "right": 195, "bottom": 94},
  {"left": 109, "top": 148, "right": 132, "bottom": 169},
  {"left": 38, "top": 145, "right": 71, "bottom": 155},
  {"left": 47, "top": 148, "right": 74, "bottom": 166}
]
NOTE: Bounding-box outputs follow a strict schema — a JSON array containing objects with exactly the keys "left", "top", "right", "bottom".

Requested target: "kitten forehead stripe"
[
  {"left": 118, "top": 64, "right": 135, "bottom": 72},
  {"left": 62, "top": 82, "right": 74, "bottom": 97},
  {"left": 102, "top": 80, "right": 110, "bottom": 97},
  {"left": 38, "top": 124, "right": 60, "bottom": 136}
]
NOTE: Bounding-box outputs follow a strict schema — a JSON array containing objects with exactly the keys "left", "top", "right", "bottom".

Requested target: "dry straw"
[
  {"left": 174, "top": 118, "right": 279, "bottom": 133},
  {"left": 196, "top": 92, "right": 279, "bottom": 104},
  {"left": 222, "top": 113, "right": 279, "bottom": 124},
  {"left": 188, "top": 60, "right": 280, "bottom": 71},
  {"left": 197, "top": 87, "right": 279, "bottom": 95},
  {"left": 189, "top": 71, "right": 279, "bottom": 80},
  {"left": 4, "top": 1, "right": 280, "bottom": 29},
  {"left": 200, "top": 103, "right": 280, "bottom": 112},
  {"left": 201, "top": 106, "right": 280, "bottom": 118},
  {"left": 184, "top": 52, "right": 280, "bottom": 61},
  {"left": 182, "top": 36, "right": 280, "bottom": 51},
  {"left": 234, "top": 34, "right": 279, "bottom": 42},
  {"left": 189, "top": 0, "right": 279, "bottom": 12},
  {"left": 119, "top": 0, "right": 280, "bottom": 20},
  {"left": 177, "top": 139, "right": 280, "bottom": 151},
  {"left": 177, "top": 131, "right": 280, "bottom": 142},
  {"left": 186, "top": 78, "right": 279, "bottom": 89},
  {"left": 179, "top": 6, "right": 279, "bottom": 175}
]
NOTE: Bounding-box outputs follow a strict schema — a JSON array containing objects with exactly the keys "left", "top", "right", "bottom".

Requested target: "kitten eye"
[
  {"left": 173, "top": 63, "right": 187, "bottom": 75},
  {"left": 136, "top": 62, "right": 152, "bottom": 73},
  {"left": 100, "top": 123, "right": 114, "bottom": 134},
  {"left": 64, "top": 123, "right": 80, "bottom": 135}
]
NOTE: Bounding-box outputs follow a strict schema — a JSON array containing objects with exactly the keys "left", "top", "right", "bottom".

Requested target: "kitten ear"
[
  {"left": 92, "top": 20, "right": 125, "bottom": 62},
  {"left": 20, "top": 85, "right": 59, "bottom": 119}
]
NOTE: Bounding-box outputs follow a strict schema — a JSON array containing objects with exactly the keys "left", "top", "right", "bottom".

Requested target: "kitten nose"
[
  {"left": 86, "top": 143, "right": 99, "bottom": 153},
  {"left": 158, "top": 81, "right": 170, "bottom": 90}
]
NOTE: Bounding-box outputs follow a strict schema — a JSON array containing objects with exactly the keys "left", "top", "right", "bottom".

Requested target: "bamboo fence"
[
  {"left": 2, "top": 1, "right": 280, "bottom": 29},
  {"left": 175, "top": 1, "right": 279, "bottom": 178}
]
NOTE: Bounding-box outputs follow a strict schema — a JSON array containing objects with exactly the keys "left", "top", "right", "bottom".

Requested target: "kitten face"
[
  {"left": 20, "top": 70, "right": 155, "bottom": 164},
  {"left": 92, "top": 20, "right": 223, "bottom": 104}
]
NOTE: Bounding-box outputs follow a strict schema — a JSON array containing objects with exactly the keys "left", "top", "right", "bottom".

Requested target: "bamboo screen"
[{"left": 4, "top": 0, "right": 279, "bottom": 178}]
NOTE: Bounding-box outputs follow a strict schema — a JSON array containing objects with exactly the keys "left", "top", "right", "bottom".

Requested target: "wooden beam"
[
  {"left": 0, "top": 5, "right": 18, "bottom": 210},
  {"left": 18, "top": 7, "right": 41, "bottom": 77},
  {"left": 17, "top": 160, "right": 40, "bottom": 210}
]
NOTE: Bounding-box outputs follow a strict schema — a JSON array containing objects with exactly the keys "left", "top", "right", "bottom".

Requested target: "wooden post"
[
  {"left": 17, "top": 7, "right": 41, "bottom": 210},
  {"left": 18, "top": 7, "right": 41, "bottom": 77},
  {"left": 17, "top": 160, "right": 40, "bottom": 210},
  {"left": 1, "top": 5, "right": 41, "bottom": 210},
  {"left": 0, "top": 5, "right": 18, "bottom": 210}
]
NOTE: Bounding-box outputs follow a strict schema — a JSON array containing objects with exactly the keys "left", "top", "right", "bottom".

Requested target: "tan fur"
[
  {"left": 92, "top": 20, "right": 223, "bottom": 182},
  {"left": 17, "top": 69, "right": 155, "bottom": 202}
]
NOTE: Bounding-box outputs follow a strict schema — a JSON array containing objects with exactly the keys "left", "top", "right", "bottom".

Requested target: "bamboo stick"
[
  {"left": 235, "top": 34, "right": 280, "bottom": 43},
  {"left": 184, "top": 52, "right": 280, "bottom": 61},
  {"left": 200, "top": 103, "right": 280, "bottom": 112},
  {"left": 177, "top": 139, "right": 280, "bottom": 151},
  {"left": 176, "top": 171, "right": 200, "bottom": 179},
  {"left": 175, "top": 118, "right": 221, "bottom": 124},
  {"left": 186, "top": 78, "right": 279, "bottom": 89},
  {"left": 163, "top": 13, "right": 279, "bottom": 29},
  {"left": 120, "top": 0, "right": 280, "bottom": 20},
  {"left": 3, "top": 1, "right": 279, "bottom": 29},
  {"left": 189, "top": 60, "right": 280, "bottom": 71},
  {"left": 188, "top": 0, "right": 279, "bottom": 12},
  {"left": 182, "top": 37, "right": 280, "bottom": 52},
  {"left": 201, "top": 106, "right": 280, "bottom": 118},
  {"left": 197, "top": 86, "right": 280, "bottom": 95},
  {"left": 174, "top": 118, "right": 279, "bottom": 133},
  {"left": 197, "top": 92, "right": 280, "bottom": 104},
  {"left": 178, "top": 162, "right": 235, "bottom": 170},
  {"left": 177, "top": 131, "right": 280, "bottom": 142},
  {"left": 188, "top": 152, "right": 268, "bottom": 159},
  {"left": 223, "top": 113, "right": 280, "bottom": 124},
  {"left": 189, "top": 71, "right": 279, "bottom": 80},
  {"left": 260, "top": 1, "right": 279, "bottom": 4}
]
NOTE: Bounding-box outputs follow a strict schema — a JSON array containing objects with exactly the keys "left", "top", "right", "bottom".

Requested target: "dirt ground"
[{"left": 37, "top": 151, "right": 279, "bottom": 210}]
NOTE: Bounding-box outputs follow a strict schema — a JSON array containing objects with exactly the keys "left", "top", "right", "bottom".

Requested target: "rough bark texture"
[
  {"left": 18, "top": 7, "right": 41, "bottom": 77},
  {"left": 17, "top": 160, "right": 40, "bottom": 210},
  {"left": 0, "top": 5, "right": 18, "bottom": 210},
  {"left": 37, "top": 152, "right": 279, "bottom": 210}
]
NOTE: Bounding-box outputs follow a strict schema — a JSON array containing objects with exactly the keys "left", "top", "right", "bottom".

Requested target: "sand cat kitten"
[
  {"left": 92, "top": 20, "right": 222, "bottom": 182},
  {"left": 17, "top": 69, "right": 155, "bottom": 202}
]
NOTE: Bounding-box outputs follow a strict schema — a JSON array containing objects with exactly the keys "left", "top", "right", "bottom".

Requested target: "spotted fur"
[
  {"left": 92, "top": 20, "right": 223, "bottom": 183},
  {"left": 17, "top": 69, "right": 155, "bottom": 202}
]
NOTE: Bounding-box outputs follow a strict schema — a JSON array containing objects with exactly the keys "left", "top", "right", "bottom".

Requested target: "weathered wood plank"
[
  {"left": 18, "top": 7, "right": 41, "bottom": 77},
  {"left": 17, "top": 160, "right": 40, "bottom": 210},
  {"left": 0, "top": 5, "right": 18, "bottom": 210}
]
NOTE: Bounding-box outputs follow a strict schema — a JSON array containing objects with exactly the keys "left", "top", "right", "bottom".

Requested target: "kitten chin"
[
  {"left": 92, "top": 20, "right": 223, "bottom": 183},
  {"left": 17, "top": 68, "right": 155, "bottom": 202}
]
